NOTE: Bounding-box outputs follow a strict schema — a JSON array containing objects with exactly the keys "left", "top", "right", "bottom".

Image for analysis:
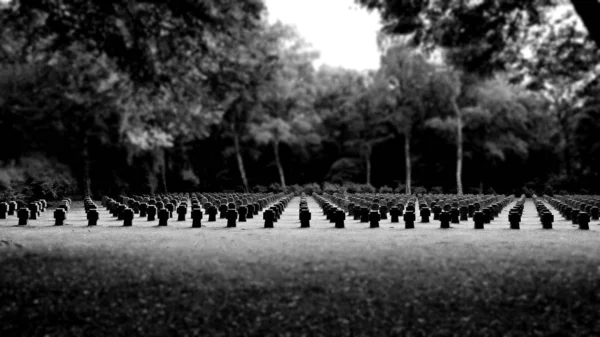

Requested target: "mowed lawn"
[{"left": 1, "top": 197, "right": 600, "bottom": 336}]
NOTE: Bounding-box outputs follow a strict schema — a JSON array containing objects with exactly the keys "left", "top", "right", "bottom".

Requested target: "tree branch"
[{"left": 571, "top": 0, "right": 600, "bottom": 47}]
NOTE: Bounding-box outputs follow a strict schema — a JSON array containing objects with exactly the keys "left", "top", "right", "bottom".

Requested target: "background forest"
[{"left": 1, "top": 0, "right": 600, "bottom": 199}]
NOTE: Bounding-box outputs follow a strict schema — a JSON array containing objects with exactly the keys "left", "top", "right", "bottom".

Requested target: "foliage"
[
  {"left": 0, "top": 0, "right": 600, "bottom": 196},
  {"left": 378, "top": 185, "right": 393, "bottom": 194},
  {"left": 357, "top": 0, "right": 555, "bottom": 74},
  {"left": 0, "top": 155, "right": 77, "bottom": 201},
  {"left": 413, "top": 186, "right": 427, "bottom": 195},
  {"left": 323, "top": 182, "right": 345, "bottom": 195},
  {"left": 301, "top": 183, "right": 321, "bottom": 196}
]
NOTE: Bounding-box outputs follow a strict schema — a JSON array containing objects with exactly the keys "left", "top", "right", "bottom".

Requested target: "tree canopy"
[{"left": 1, "top": 0, "right": 600, "bottom": 199}]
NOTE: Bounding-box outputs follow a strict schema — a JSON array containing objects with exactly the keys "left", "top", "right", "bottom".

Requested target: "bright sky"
[
  {"left": 0, "top": 0, "right": 383, "bottom": 69},
  {"left": 264, "top": 0, "right": 382, "bottom": 70}
]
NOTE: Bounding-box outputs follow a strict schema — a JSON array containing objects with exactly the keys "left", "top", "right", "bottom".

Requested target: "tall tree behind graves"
[
  {"left": 249, "top": 23, "right": 320, "bottom": 188},
  {"left": 313, "top": 67, "right": 371, "bottom": 184},
  {"left": 343, "top": 73, "right": 394, "bottom": 186},
  {"left": 214, "top": 20, "right": 283, "bottom": 192},
  {"left": 510, "top": 8, "right": 600, "bottom": 179},
  {"left": 378, "top": 46, "right": 441, "bottom": 194}
]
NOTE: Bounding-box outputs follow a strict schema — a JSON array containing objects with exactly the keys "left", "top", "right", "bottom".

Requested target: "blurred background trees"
[{"left": 1, "top": 0, "right": 599, "bottom": 199}]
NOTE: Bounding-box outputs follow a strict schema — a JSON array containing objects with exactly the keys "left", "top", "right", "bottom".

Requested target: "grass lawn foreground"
[{"left": 1, "top": 197, "right": 600, "bottom": 336}]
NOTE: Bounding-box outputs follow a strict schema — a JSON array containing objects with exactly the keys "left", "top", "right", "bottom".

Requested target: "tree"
[
  {"left": 570, "top": 0, "right": 600, "bottom": 47},
  {"left": 344, "top": 74, "right": 394, "bottom": 186},
  {"left": 0, "top": 0, "right": 268, "bottom": 195},
  {"left": 425, "top": 68, "right": 465, "bottom": 194},
  {"left": 378, "top": 46, "right": 441, "bottom": 194},
  {"left": 314, "top": 66, "right": 369, "bottom": 184},
  {"left": 512, "top": 7, "right": 600, "bottom": 176},
  {"left": 357, "top": 0, "right": 554, "bottom": 74},
  {"left": 249, "top": 23, "right": 319, "bottom": 188},
  {"left": 2, "top": 0, "right": 265, "bottom": 87}
]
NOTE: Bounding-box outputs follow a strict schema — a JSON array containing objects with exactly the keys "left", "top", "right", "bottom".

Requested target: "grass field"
[{"left": 2, "top": 197, "right": 600, "bottom": 336}]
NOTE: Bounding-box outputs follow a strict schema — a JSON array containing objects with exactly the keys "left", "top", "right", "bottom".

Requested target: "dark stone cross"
[
  {"left": 139, "top": 203, "right": 148, "bottom": 217},
  {"left": 450, "top": 207, "right": 460, "bottom": 224},
  {"left": 219, "top": 204, "right": 228, "bottom": 219},
  {"left": 508, "top": 211, "right": 520, "bottom": 230},
  {"left": 360, "top": 207, "right": 369, "bottom": 223},
  {"left": 590, "top": 206, "right": 599, "bottom": 220},
  {"left": 347, "top": 203, "right": 355, "bottom": 217},
  {"left": 404, "top": 211, "right": 415, "bottom": 229},
  {"left": 0, "top": 202, "right": 7, "bottom": 219},
  {"left": 482, "top": 208, "right": 492, "bottom": 224},
  {"left": 369, "top": 210, "right": 380, "bottom": 228},
  {"left": 473, "top": 211, "right": 484, "bottom": 229},
  {"left": 460, "top": 206, "right": 468, "bottom": 221},
  {"left": 433, "top": 205, "right": 442, "bottom": 220},
  {"left": 440, "top": 211, "right": 451, "bottom": 229},
  {"left": 379, "top": 205, "right": 388, "bottom": 220},
  {"left": 29, "top": 203, "right": 39, "bottom": 220},
  {"left": 54, "top": 208, "right": 66, "bottom": 226},
  {"left": 353, "top": 205, "right": 362, "bottom": 220},
  {"left": 541, "top": 211, "right": 553, "bottom": 229},
  {"left": 147, "top": 205, "right": 157, "bottom": 221},
  {"left": 578, "top": 211, "right": 590, "bottom": 230},
  {"left": 117, "top": 204, "right": 126, "bottom": 220},
  {"left": 123, "top": 208, "right": 134, "bottom": 227},
  {"left": 420, "top": 207, "right": 431, "bottom": 223},
  {"left": 247, "top": 204, "right": 255, "bottom": 219},
  {"left": 158, "top": 209, "right": 169, "bottom": 226},
  {"left": 192, "top": 209, "right": 203, "bottom": 228},
  {"left": 227, "top": 209, "right": 238, "bottom": 228},
  {"left": 390, "top": 206, "right": 400, "bottom": 223},
  {"left": 87, "top": 209, "right": 99, "bottom": 226},
  {"left": 166, "top": 203, "right": 175, "bottom": 218},
  {"left": 207, "top": 206, "right": 217, "bottom": 222},
  {"left": 263, "top": 209, "right": 275, "bottom": 228},
  {"left": 398, "top": 204, "right": 405, "bottom": 216},
  {"left": 571, "top": 209, "right": 579, "bottom": 225},
  {"left": 18, "top": 208, "right": 30, "bottom": 226},
  {"left": 8, "top": 201, "right": 16, "bottom": 216},
  {"left": 238, "top": 205, "right": 247, "bottom": 222},
  {"left": 335, "top": 210, "right": 345, "bottom": 229},
  {"left": 177, "top": 205, "right": 187, "bottom": 221},
  {"left": 300, "top": 209, "right": 311, "bottom": 228}
]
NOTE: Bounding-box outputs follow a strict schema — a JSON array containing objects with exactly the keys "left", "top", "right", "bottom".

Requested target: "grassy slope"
[{"left": 1, "top": 198, "right": 600, "bottom": 337}]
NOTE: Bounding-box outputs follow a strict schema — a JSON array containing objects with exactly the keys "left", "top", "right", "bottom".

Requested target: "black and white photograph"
[{"left": 1, "top": 0, "right": 600, "bottom": 336}]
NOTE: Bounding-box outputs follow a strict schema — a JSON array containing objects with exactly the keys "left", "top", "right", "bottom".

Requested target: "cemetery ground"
[{"left": 1, "top": 197, "right": 600, "bottom": 336}]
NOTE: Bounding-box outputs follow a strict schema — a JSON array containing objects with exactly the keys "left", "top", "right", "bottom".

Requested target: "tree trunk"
[
  {"left": 404, "top": 131, "right": 412, "bottom": 195},
  {"left": 453, "top": 101, "right": 464, "bottom": 195},
  {"left": 365, "top": 144, "right": 372, "bottom": 186},
  {"left": 233, "top": 131, "right": 249, "bottom": 192},
  {"left": 159, "top": 148, "right": 168, "bottom": 194},
  {"left": 81, "top": 134, "right": 92, "bottom": 198},
  {"left": 557, "top": 111, "right": 572, "bottom": 176},
  {"left": 273, "top": 140, "right": 286, "bottom": 188},
  {"left": 563, "top": 136, "right": 572, "bottom": 176}
]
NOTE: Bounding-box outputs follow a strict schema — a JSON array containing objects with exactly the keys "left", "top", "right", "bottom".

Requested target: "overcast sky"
[
  {"left": 0, "top": 0, "right": 383, "bottom": 70},
  {"left": 264, "top": 0, "right": 382, "bottom": 70}
]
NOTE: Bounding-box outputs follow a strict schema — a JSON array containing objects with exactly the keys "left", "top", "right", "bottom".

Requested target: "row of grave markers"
[
  {"left": 2, "top": 193, "right": 600, "bottom": 230},
  {"left": 312, "top": 193, "right": 517, "bottom": 229},
  {"left": 0, "top": 199, "right": 73, "bottom": 226},
  {"left": 541, "top": 195, "right": 600, "bottom": 230},
  {"left": 95, "top": 193, "right": 295, "bottom": 228}
]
